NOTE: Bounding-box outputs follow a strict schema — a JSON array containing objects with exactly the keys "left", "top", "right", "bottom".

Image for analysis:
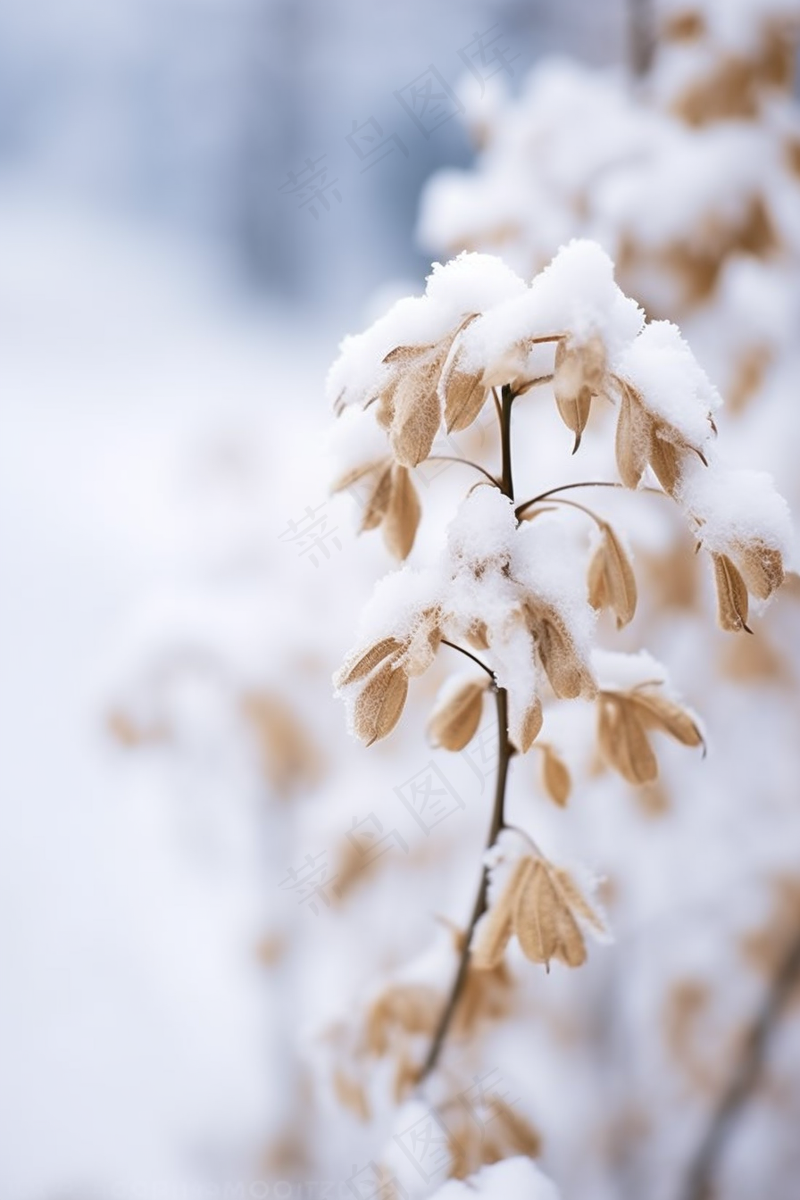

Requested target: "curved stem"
[
  {"left": 440, "top": 639, "right": 496, "bottom": 683},
  {"left": 418, "top": 687, "right": 512, "bottom": 1080},
  {"left": 426, "top": 456, "right": 499, "bottom": 488},
  {"left": 516, "top": 480, "right": 624, "bottom": 519}
]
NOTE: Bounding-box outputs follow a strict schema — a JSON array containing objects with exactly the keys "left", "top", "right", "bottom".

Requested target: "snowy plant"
[{"left": 325, "top": 239, "right": 790, "bottom": 1141}]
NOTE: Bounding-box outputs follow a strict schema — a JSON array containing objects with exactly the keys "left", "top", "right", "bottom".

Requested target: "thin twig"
[
  {"left": 440, "top": 639, "right": 496, "bottom": 683},
  {"left": 680, "top": 927, "right": 800, "bottom": 1200},
  {"left": 419, "top": 386, "right": 518, "bottom": 1082},
  {"left": 516, "top": 480, "right": 624, "bottom": 519},
  {"left": 418, "top": 687, "right": 512, "bottom": 1080},
  {"left": 426, "top": 456, "right": 499, "bottom": 487},
  {"left": 500, "top": 384, "right": 515, "bottom": 500}
]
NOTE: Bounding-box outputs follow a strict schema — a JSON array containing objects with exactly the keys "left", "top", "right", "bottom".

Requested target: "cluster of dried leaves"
[{"left": 473, "top": 853, "right": 606, "bottom": 972}]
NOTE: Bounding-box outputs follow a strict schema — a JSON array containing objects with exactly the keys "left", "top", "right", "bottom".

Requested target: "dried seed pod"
[
  {"left": 588, "top": 523, "right": 637, "bottom": 629},
  {"left": 428, "top": 677, "right": 487, "bottom": 751},
  {"left": 540, "top": 744, "right": 571, "bottom": 807},
  {"left": 353, "top": 662, "right": 409, "bottom": 745},
  {"left": 335, "top": 637, "right": 403, "bottom": 688},
  {"left": 514, "top": 860, "right": 588, "bottom": 969},
  {"left": 713, "top": 552, "right": 751, "bottom": 633},
  {"left": 382, "top": 464, "right": 421, "bottom": 560}
]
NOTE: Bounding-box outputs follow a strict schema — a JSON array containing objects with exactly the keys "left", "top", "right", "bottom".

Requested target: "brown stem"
[
  {"left": 418, "top": 686, "right": 512, "bottom": 1080},
  {"left": 426, "top": 456, "right": 499, "bottom": 487},
  {"left": 516, "top": 480, "right": 624, "bottom": 519},
  {"left": 420, "top": 386, "right": 517, "bottom": 1083},
  {"left": 440, "top": 638, "right": 496, "bottom": 682},
  {"left": 680, "top": 927, "right": 800, "bottom": 1200},
  {"left": 500, "top": 384, "right": 515, "bottom": 500}
]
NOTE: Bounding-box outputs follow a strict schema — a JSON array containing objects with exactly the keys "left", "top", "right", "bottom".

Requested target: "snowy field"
[{"left": 0, "top": 183, "right": 338, "bottom": 1198}]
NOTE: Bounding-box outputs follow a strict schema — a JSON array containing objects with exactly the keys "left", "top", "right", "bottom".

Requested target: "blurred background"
[{"left": 2, "top": 2, "right": 799, "bottom": 1199}]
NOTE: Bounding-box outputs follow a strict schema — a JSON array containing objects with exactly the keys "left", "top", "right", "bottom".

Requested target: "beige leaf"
[
  {"left": 587, "top": 542, "right": 608, "bottom": 611},
  {"left": 590, "top": 524, "right": 637, "bottom": 628},
  {"left": 553, "top": 335, "right": 605, "bottom": 453},
  {"left": 551, "top": 868, "right": 606, "bottom": 936},
  {"left": 517, "top": 695, "right": 544, "bottom": 753},
  {"left": 648, "top": 427, "right": 682, "bottom": 495},
  {"left": 616, "top": 383, "right": 649, "bottom": 489},
  {"left": 514, "top": 859, "right": 587, "bottom": 968},
  {"left": 382, "top": 465, "right": 421, "bottom": 560},
  {"left": 353, "top": 662, "right": 409, "bottom": 745},
  {"left": 335, "top": 636, "right": 403, "bottom": 688},
  {"left": 389, "top": 350, "right": 445, "bottom": 467},
  {"left": 472, "top": 857, "right": 533, "bottom": 970},
  {"left": 713, "top": 552, "right": 751, "bottom": 633},
  {"left": 397, "top": 611, "right": 441, "bottom": 677},
  {"left": 628, "top": 689, "right": 704, "bottom": 748},
  {"left": 465, "top": 620, "right": 490, "bottom": 651},
  {"left": 598, "top": 694, "right": 658, "bottom": 784},
  {"left": 440, "top": 326, "right": 487, "bottom": 433},
  {"left": 529, "top": 604, "right": 596, "bottom": 700},
  {"left": 359, "top": 463, "right": 394, "bottom": 531},
  {"left": 428, "top": 678, "right": 487, "bottom": 751},
  {"left": 733, "top": 538, "right": 785, "bottom": 601},
  {"left": 540, "top": 744, "right": 571, "bottom": 806},
  {"left": 330, "top": 459, "right": 387, "bottom": 495}
]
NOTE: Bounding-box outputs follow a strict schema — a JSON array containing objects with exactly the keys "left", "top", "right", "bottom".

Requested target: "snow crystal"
[{"left": 351, "top": 565, "right": 441, "bottom": 647}]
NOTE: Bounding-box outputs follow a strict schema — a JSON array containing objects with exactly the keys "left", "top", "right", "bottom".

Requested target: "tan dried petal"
[
  {"left": 353, "top": 662, "right": 409, "bottom": 745},
  {"left": 382, "top": 464, "right": 421, "bottom": 560},
  {"left": 359, "top": 463, "right": 394, "bottom": 532},
  {"left": 628, "top": 689, "right": 704, "bottom": 748},
  {"left": 733, "top": 539, "right": 785, "bottom": 601},
  {"left": 335, "top": 636, "right": 404, "bottom": 688},
  {"left": 540, "top": 744, "right": 571, "bottom": 807},
  {"left": 598, "top": 694, "right": 658, "bottom": 784},
  {"left": 514, "top": 859, "right": 587, "bottom": 969},
  {"left": 713, "top": 552, "right": 751, "bottom": 633},
  {"left": 616, "top": 383, "right": 649, "bottom": 489},
  {"left": 517, "top": 695, "right": 544, "bottom": 753},
  {"left": 590, "top": 524, "right": 637, "bottom": 628},
  {"left": 428, "top": 678, "right": 487, "bottom": 751},
  {"left": 490, "top": 1097, "right": 542, "bottom": 1158},
  {"left": 472, "top": 857, "right": 533, "bottom": 970}
]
